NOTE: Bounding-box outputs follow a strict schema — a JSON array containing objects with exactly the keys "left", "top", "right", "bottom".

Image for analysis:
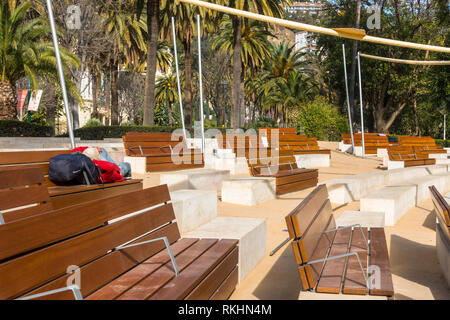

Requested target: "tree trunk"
[
  {"left": 348, "top": 0, "right": 361, "bottom": 123},
  {"left": 231, "top": 16, "right": 242, "bottom": 129},
  {"left": 183, "top": 39, "right": 193, "bottom": 128},
  {"left": 239, "top": 80, "right": 245, "bottom": 127},
  {"left": 0, "top": 80, "right": 17, "bottom": 120},
  {"left": 110, "top": 62, "right": 119, "bottom": 125},
  {"left": 143, "top": 0, "right": 159, "bottom": 126},
  {"left": 91, "top": 70, "right": 100, "bottom": 119}
]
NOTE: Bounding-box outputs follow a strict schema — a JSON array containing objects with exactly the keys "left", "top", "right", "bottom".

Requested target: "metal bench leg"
[
  {"left": 116, "top": 236, "right": 179, "bottom": 276},
  {"left": 17, "top": 285, "right": 83, "bottom": 300},
  {"left": 303, "top": 252, "right": 369, "bottom": 292}
]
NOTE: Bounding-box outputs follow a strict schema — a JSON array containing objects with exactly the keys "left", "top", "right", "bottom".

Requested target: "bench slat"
[
  {"left": 0, "top": 166, "right": 44, "bottom": 189},
  {"left": 114, "top": 239, "right": 219, "bottom": 300},
  {"left": 0, "top": 150, "right": 70, "bottom": 165},
  {"left": 22, "top": 223, "right": 184, "bottom": 299},
  {"left": 316, "top": 227, "right": 352, "bottom": 294},
  {"left": 185, "top": 247, "right": 239, "bottom": 300},
  {"left": 342, "top": 228, "right": 369, "bottom": 295},
  {"left": 209, "top": 266, "right": 239, "bottom": 300},
  {"left": 2, "top": 202, "right": 53, "bottom": 224},
  {"left": 369, "top": 228, "right": 394, "bottom": 296},
  {"left": 149, "top": 240, "right": 238, "bottom": 300},
  {"left": 0, "top": 185, "right": 50, "bottom": 211},
  {"left": 285, "top": 184, "right": 328, "bottom": 239}
]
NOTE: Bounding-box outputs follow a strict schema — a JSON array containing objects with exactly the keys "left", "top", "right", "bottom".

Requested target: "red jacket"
[{"left": 93, "top": 160, "right": 124, "bottom": 184}]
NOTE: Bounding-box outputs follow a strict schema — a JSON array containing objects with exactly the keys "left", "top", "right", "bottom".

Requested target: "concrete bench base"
[
  {"left": 170, "top": 190, "right": 217, "bottom": 234},
  {"left": 360, "top": 185, "right": 417, "bottom": 226},
  {"left": 124, "top": 156, "right": 146, "bottom": 174},
  {"left": 222, "top": 178, "right": 276, "bottom": 206},
  {"left": 336, "top": 210, "right": 385, "bottom": 228},
  {"left": 294, "top": 154, "right": 330, "bottom": 168},
  {"left": 377, "top": 148, "right": 388, "bottom": 158},
  {"left": 338, "top": 141, "right": 353, "bottom": 153},
  {"left": 436, "top": 159, "right": 450, "bottom": 165},
  {"left": 183, "top": 217, "right": 266, "bottom": 283},
  {"left": 160, "top": 169, "right": 230, "bottom": 192},
  {"left": 436, "top": 223, "right": 450, "bottom": 288},
  {"left": 205, "top": 156, "right": 249, "bottom": 175}
]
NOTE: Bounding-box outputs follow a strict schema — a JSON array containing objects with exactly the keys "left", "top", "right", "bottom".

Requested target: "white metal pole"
[
  {"left": 46, "top": 0, "right": 75, "bottom": 149},
  {"left": 357, "top": 52, "right": 365, "bottom": 159},
  {"left": 197, "top": 14, "right": 206, "bottom": 152},
  {"left": 171, "top": 17, "right": 187, "bottom": 139},
  {"left": 342, "top": 44, "right": 355, "bottom": 154},
  {"left": 444, "top": 114, "right": 446, "bottom": 140}
]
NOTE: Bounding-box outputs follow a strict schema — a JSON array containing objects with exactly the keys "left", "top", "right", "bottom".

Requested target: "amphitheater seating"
[{"left": 123, "top": 132, "right": 204, "bottom": 172}]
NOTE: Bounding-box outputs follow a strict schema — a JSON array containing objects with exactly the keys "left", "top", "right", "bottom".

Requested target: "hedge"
[
  {"left": 0, "top": 120, "right": 53, "bottom": 137},
  {"left": 435, "top": 139, "right": 449, "bottom": 148}
]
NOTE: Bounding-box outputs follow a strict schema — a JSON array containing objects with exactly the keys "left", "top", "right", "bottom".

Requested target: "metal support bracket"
[
  {"left": 17, "top": 285, "right": 83, "bottom": 300},
  {"left": 322, "top": 224, "right": 369, "bottom": 251},
  {"left": 303, "top": 251, "right": 369, "bottom": 292},
  {"left": 138, "top": 145, "right": 144, "bottom": 156},
  {"left": 116, "top": 236, "right": 179, "bottom": 276},
  {"left": 0, "top": 211, "right": 4, "bottom": 225}
]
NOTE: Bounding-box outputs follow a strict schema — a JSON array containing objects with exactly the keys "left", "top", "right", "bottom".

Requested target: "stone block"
[
  {"left": 183, "top": 217, "right": 267, "bottom": 283},
  {"left": 160, "top": 169, "right": 230, "bottom": 192},
  {"left": 222, "top": 178, "right": 276, "bottom": 206}
]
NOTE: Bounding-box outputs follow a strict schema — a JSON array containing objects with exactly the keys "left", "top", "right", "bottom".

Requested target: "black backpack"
[{"left": 48, "top": 153, "right": 100, "bottom": 185}]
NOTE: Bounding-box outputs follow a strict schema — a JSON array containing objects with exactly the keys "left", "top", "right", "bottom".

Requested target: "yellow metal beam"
[
  {"left": 360, "top": 53, "right": 450, "bottom": 65},
  {"left": 178, "top": 0, "right": 450, "bottom": 53}
]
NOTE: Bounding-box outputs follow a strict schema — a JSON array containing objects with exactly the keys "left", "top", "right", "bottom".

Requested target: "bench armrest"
[
  {"left": 116, "top": 236, "right": 179, "bottom": 276},
  {"left": 17, "top": 285, "right": 83, "bottom": 300}
]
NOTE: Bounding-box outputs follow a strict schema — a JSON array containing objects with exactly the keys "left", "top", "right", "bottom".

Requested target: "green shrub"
[
  {"left": 435, "top": 139, "right": 449, "bottom": 148},
  {"left": 0, "top": 120, "right": 53, "bottom": 137},
  {"left": 296, "top": 96, "right": 349, "bottom": 141},
  {"left": 247, "top": 116, "right": 278, "bottom": 130},
  {"left": 83, "top": 119, "right": 104, "bottom": 127}
]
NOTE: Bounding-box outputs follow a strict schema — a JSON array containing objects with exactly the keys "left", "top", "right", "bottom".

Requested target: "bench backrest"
[
  {"left": 0, "top": 184, "right": 179, "bottom": 300},
  {"left": 397, "top": 136, "right": 436, "bottom": 146},
  {"left": 429, "top": 186, "right": 450, "bottom": 242},
  {"left": 342, "top": 134, "right": 389, "bottom": 146},
  {"left": 0, "top": 150, "right": 71, "bottom": 186},
  {"left": 259, "top": 128, "right": 297, "bottom": 136},
  {"left": 247, "top": 150, "right": 298, "bottom": 176},
  {"left": 387, "top": 146, "right": 429, "bottom": 161},
  {"left": 0, "top": 166, "right": 53, "bottom": 224},
  {"left": 122, "top": 132, "right": 185, "bottom": 156},
  {"left": 285, "top": 185, "right": 336, "bottom": 289}
]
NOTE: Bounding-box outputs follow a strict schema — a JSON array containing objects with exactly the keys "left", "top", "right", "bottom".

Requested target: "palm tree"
[
  {"left": 214, "top": 0, "right": 290, "bottom": 128},
  {"left": 100, "top": 1, "right": 147, "bottom": 125},
  {"left": 155, "top": 73, "right": 182, "bottom": 126},
  {"left": 0, "top": 0, "right": 80, "bottom": 120}
]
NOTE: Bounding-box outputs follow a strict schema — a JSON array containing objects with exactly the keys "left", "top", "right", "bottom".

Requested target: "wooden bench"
[
  {"left": 428, "top": 186, "right": 450, "bottom": 287},
  {"left": 397, "top": 136, "right": 436, "bottom": 147},
  {"left": 123, "top": 132, "right": 204, "bottom": 172},
  {"left": 247, "top": 150, "right": 318, "bottom": 195},
  {"left": 0, "top": 150, "right": 143, "bottom": 209},
  {"left": 387, "top": 146, "right": 436, "bottom": 167},
  {"left": 429, "top": 186, "right": 450, "bottom": 241},
  {"left": 0, "top": 184, "right": 238, "bottom": 300},
  {"left": 216, "top": 134, "right": 264, "bottom": 158},
  {"left": 342, "top": 134, "right": 389, "bottom": 154},
  {"left": 285, "top": 185, "right": 394, "bottom": 297}
]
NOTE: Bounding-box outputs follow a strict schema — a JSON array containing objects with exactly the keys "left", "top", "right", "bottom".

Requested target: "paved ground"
[{"left": 136, "top": 142, "right": 450, "bottom": 300}]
